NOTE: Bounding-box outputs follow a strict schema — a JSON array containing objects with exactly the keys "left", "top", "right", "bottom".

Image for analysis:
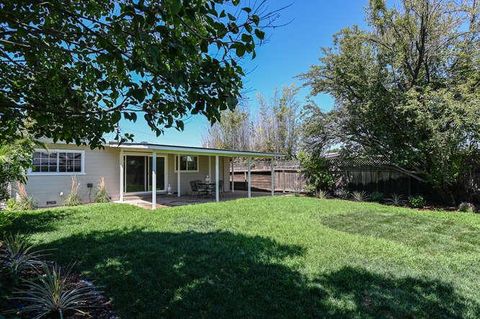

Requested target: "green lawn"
[{"left": 2, "top": 196, "right": 480, "bottom": 318}]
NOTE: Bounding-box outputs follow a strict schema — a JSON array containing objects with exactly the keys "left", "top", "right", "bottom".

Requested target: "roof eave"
[{"left": 108, "top": 143, "right": 283, "bottom": 158}]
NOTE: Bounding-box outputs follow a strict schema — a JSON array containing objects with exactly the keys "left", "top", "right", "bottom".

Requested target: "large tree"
[
  {"left": 252, "top": 84, "right": 302, "bottom": 158},
  {"left": 301, "top": 0, "right": 480, "bottom": 202},
  {"left": 202, "top": 103, "right": 251, "bottom": 150},
  {"left": 0, "top": 0, "right": 277, "bottom": 148},
  {"left": 202, "top": 85, "right": 303, "bottom": 157}
]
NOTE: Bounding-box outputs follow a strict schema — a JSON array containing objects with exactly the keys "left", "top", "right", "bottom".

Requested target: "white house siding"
[
  {"left": 24, "top": 144, "right": 120, "bottom": 207},
  {"left": 22, "top": 144, "right": 235, "bottom": 207}
]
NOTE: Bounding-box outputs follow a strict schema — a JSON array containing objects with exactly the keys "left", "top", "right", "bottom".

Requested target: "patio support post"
[
  {"left": 231, "top": 158, "right": 235, "bottom": 192},
  {"left": 152, "top": 152, "right": 156, "bottom": 209},
  {"left": 177, "top": 155, "right": 181, "bottom": 197},
  {"left": 271, "top": 156, "right": 275, "bottom": 196},
  {"left": 215, "top": 155, "right": 220, "bottom": 202},
  {"left": 247, "top": 157, "right": 252, "bottom": 198},
  {"left": 119, "top": 150, "right": 124, "bottom": 202},
  {"left": 209, "top": 156, "right": 212, "bottom": 179}
]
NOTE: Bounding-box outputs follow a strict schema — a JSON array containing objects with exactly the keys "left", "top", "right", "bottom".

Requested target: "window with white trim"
[
  {"left": 31, "top": 151, "right": 84, "bottom": 174},
  {"left": 175, "top": 155, "right": 198, "bottom": 172}
]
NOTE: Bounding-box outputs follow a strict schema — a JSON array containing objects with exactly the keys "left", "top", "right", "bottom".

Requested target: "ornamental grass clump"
[
  {"left": 6, "top": 183, "right": 36, "bottom": 211},
  {"left": 64, "top": 176, "right": 82, "bottom": 206},
  {"left": 316, "top": 189, "right": 328, "bottom": 199},
  {"left": 94, "top": 177, "right": 110, "bottom": 203}
]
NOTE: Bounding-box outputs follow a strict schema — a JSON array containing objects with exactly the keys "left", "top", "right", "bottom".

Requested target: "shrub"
[
  {"left": 458, "top": 202, "right": 476, "bottom": 213},
  {"left": 370, "top": 192, "right": 384, "bottom": 203},
  {"left": 64, "top": 176, "right": 82, "bottom": 206},
  {"left": 13, "top": 263, "right": 98, "bottom": 319},
  {"left": 304, "top": 184, "right": 317, "bottom": 196},
  {"left": 298, "top": 152, "right": 336, "bottom": 194},
  {"left": 0, "top": 138, "right": 35, "bottom": 202},
  {"left": 5, "top": 183, "right": 36, "bottom": 211},
  {"left": 408, "top": 195, "right": 426, "bottom": 209},
  {"left": 5, "top": 198, "right": 16, "bottom": 211},
  {"left": 352, "top": 191, "right": 368, "bottom": 202},
  {"left": 94, "top": 177, "right": 110, "bottom": 203},
  {"left": 386, "top": 193, "right": 404, "bottom": 206}
]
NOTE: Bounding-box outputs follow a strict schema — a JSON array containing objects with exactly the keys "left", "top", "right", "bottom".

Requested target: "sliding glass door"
[
  {"left": 125, "top": 156, "right": 146, "bottom": 193},
  {"left": 125, "top": 155, "right": 166, "bottom": 193}
]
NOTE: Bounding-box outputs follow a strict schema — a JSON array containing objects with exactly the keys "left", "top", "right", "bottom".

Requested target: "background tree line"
[
  {"left": 202, "top": 84, "right": 302, "bottom": 159},
  {"left": 205, "top": 0, "right": 480, "bottom": 205}
]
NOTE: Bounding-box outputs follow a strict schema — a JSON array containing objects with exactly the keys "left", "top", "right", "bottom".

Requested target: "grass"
[{"left": 2, "top": 196, "right": 480, "bottom": 318}]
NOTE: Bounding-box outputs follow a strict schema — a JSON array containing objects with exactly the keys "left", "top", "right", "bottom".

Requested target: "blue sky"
[{"left": 115, "top": 0, "right": 370, "bottom": 146}]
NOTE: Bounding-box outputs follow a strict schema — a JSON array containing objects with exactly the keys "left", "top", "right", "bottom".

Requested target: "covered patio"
[
  {"left": 111, "top": 143, "right": 282, "bottom": 209},
  {"left": 121, "top": 190, "right": 279, "bottom": 209}
]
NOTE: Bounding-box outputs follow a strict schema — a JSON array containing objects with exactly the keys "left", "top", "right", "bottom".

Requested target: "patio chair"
[{"left": 190, "top": 180, "right": 207, "bottom": 196}]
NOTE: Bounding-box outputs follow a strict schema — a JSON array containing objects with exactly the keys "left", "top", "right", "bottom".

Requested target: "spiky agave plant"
[
  {"left": 352, "top": 191, "right": 368, "bottom": 202},
  {"left": 387, "top": 193, "right": 404, "bottom": 206},
  {"left": 0, "top": 233, "right": 45, "bottom": 277},
  {"left": 14, "top": 263, "right": 98, "bottom": 319}
]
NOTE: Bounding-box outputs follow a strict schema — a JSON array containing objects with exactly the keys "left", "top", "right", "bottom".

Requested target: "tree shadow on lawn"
[
  {"left": 319, "top": 211, "right": 480, "bottom": 254},
  {"left": 0, "top": 209, "right": 72, "bottom": 235},
  {"left": 313, "top": 266, "right": 480, "bottom": 318},
  {"left": 38, "top": 229, "right": 479, "bottom": 319}
]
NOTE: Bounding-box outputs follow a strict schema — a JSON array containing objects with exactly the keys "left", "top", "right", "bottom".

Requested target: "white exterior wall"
[
  {"left": 22, "top": 144, "right": 233, "bottom": 207},
  {"left": 24, "top": 144, "right": 120, "bottom": 207}
]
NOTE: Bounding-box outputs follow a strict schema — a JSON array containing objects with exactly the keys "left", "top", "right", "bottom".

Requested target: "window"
[
  {"left": 175, "top": 155, "right": 198, "bottom": 172},
  {"left": 31, "top": 150, "right": 84, "bottom": 174}
]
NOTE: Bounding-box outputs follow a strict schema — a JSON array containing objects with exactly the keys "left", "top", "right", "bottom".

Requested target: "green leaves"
[
  {"left": 255, "top": 29, "right": 265, "bottom": 40},
  {"left": 130, "top": 88, "right": 146, "bottom": 103},
  {"left": 301, "top": 0, "right": 480, "bottom": 202},
  {"left": 0, "top": 138, "right": 35, "bottom": 201},
  {"left": 251, "top": 14, "right": 260, "bottom": 26},
  {"left": 168, "top": 0, "right": 183, "bottom": 16},
  {"left": 0, "top": 0, "right": 267, "bottom": 148},
  {"left": 235, "top": 45, "right": 245, "bottom": 57}
]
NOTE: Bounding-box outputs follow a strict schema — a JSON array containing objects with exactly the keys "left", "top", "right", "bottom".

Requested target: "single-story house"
[{"left": 20, "top": 142, "right": 280, "bottom": 208}]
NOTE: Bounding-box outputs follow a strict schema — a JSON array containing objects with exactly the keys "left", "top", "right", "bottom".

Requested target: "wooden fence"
[
  {"left": 232, "top": 160, "right": 306, "bottom": 192},
  {"left": 232, "top": 159, "right": 426, "bottom": 196},
  {"left": 340, "top": 165, "right": 425, "bottom": 196}
]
